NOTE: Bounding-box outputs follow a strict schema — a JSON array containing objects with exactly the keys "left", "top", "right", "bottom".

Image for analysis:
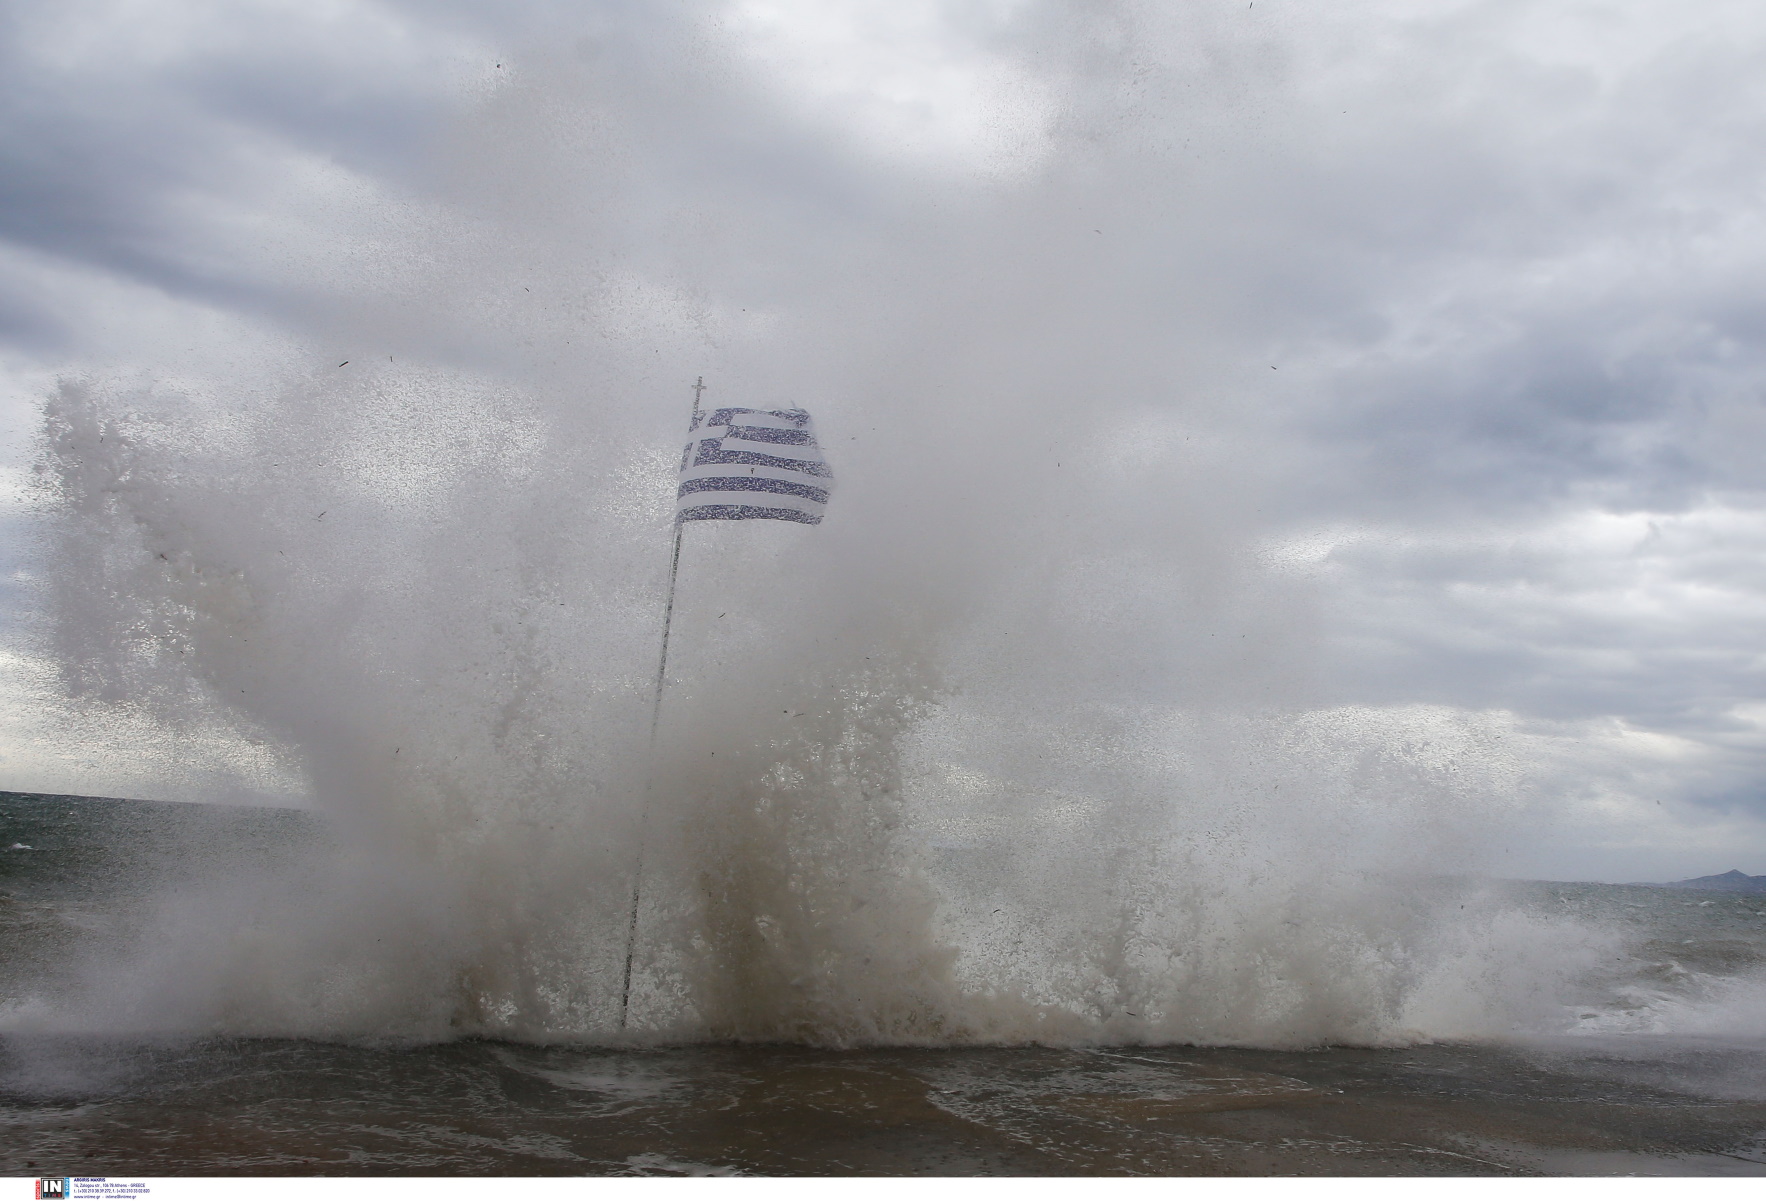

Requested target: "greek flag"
[{"left": 677, "top": 406, "right": 833, "bottom": 525}]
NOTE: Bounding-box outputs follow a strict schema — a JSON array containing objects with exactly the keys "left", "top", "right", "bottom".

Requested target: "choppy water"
[
  {"left": 6, "top": 1036, "right": 1766, "bottom": 1176},
  {"left": 5, "top": 791, "right": 1764, "bottom": 1176}
]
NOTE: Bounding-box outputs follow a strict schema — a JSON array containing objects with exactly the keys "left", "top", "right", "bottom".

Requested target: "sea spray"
[{"left": 15, "top": 5, "right": 1633, "bottom": 1046}]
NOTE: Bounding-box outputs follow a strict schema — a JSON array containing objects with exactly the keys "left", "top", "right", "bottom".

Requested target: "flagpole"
[{"left": 620, "top": 375, "right": 705, "bottom": 1031}]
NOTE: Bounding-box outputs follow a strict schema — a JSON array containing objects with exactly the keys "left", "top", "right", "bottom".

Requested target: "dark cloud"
[
  {"left": 2, "top": 0, "right": 1765, "bottom": 876},
  {"left": 0, "top": 0, "right": 473, "bottom": 349}
]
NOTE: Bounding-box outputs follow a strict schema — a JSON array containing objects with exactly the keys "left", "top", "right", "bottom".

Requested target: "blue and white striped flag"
[{"left": 677, "top": 406, "right": 833, "bottom": 525}]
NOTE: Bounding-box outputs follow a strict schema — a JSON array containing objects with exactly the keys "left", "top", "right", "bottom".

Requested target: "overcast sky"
[{"left": 3, "top": 0, "right": 1765, "bottom": 883}]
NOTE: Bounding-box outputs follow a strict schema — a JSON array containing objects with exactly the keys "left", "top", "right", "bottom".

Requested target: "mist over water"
[{"left": 14, "top": 4, "right": 1755, "bottom": 1049}]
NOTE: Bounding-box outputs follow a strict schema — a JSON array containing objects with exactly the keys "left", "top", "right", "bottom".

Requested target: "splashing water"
[{"left": 9, "top": 5, "right": 1717, "bottom": 1049}]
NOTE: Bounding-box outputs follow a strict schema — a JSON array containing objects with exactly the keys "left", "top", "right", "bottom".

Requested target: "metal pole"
[{"left": 620, "top": 376, "right": 705, "bottom": 1031}]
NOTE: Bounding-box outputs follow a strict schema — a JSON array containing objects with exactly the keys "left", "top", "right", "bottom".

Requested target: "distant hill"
[{"left": 1649, "top": 869, "right": 1766, "bottom": 894}]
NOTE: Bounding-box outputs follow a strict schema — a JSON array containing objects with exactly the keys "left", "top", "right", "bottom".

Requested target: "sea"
[{"left": 3, "top": 790, "right": 1764, "bottom": 1177}]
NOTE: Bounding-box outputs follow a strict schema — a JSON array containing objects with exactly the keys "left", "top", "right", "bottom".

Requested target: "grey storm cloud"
[
  {"left": 2, "top": 0, "right": 1765, "bottom": 880},
  {"left": 0, "top": 1, "right": 470, "bottom": 349}
]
